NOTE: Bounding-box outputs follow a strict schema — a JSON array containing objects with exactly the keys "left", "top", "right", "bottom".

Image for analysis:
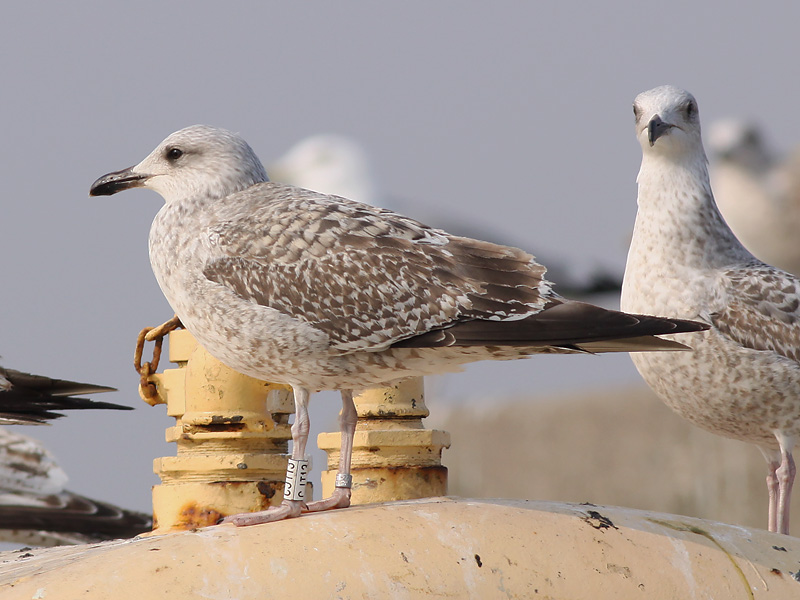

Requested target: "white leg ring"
[{"left": 284, "top": 458, "right": 309, "bottom": 501}]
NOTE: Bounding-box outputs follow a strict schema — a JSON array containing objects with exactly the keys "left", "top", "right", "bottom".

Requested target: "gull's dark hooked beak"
[
  {"left": 647, "top": 115, "right": 674, "bottom": 147},
  {"left": 89, "top": 166, "right": 148, "bottom": 196}
]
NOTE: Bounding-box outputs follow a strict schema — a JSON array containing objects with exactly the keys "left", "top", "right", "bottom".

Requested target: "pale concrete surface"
[
  {"left": 435, "top": 386, "right": 800, "bottom": 537},
  {"left": 2, "top": 497, "right": 799, "bottom": 598}
]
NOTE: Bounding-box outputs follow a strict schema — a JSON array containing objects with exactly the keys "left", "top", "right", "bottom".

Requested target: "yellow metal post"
[
  {"left": 142, "top": 329, "right": 307, "bottom": 532},
  {"left": 318, "top": 377, "right": 450, "bottom": 503}
]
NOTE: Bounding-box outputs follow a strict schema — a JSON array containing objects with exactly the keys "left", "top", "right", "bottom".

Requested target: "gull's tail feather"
[{"left": 393, "top": 300, "right": 707, "bottom": 353}]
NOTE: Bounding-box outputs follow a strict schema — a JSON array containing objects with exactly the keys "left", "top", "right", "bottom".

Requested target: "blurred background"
[{"left": 1, "top": 2, "right": 799, "bottom": 538}]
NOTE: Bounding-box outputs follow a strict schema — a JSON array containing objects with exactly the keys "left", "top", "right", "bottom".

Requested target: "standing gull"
[
  {"left": 622, "top": 85, "right": 800, "bottom": 535},
  {"left": 90, "top": 125, "right": 705, "bottom": 525}
]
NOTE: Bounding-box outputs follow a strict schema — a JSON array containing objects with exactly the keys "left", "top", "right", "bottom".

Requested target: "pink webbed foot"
[
  {"left": 304, "top": 486, "right": 352, "bottom": 513},
  {"left": 219, "top": 499, "right": 305, "bottom": 526}
]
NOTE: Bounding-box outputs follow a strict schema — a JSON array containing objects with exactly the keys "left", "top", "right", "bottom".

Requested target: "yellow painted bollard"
[
  {"left": 141, "top": 329, "right": 307, "bottom": 532},
  {"left": 318, "top": 377, "right": 450, "bottom": 503}
]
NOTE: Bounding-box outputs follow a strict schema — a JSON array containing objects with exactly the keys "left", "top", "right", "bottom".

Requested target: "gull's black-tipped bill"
[
  {"left": 648, "top": 115, "right": 673, "bottom": 146},
  {"left": 89, "top": 166, "right": 147, "bottom": 196},
  {"left": 0, "top": 367, "right": 128, "bottom": 425}
]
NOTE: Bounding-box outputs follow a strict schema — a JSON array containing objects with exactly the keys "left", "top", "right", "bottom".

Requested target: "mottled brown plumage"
[
  {"left": 91, "top": 124, "right": 706, "bottom": 525},
  {"left": 710, "top": 263, "right": 800, "bottom": 363}
]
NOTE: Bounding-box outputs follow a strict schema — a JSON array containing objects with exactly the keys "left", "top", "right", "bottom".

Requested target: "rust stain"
[
  {"left": 210, "top": 415, "right": 244, "bottom": 425},
  {"left": 196, "top": 415, "right": 247, "bottom": 432},
  {"left": 256, "top": 480, "right": 279, "bottom": 499},
  {"left": 175, "top": 502, "right": 225, "bottom": 529}
]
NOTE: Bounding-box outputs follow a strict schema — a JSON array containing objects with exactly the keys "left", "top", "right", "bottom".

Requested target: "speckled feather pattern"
[
  {"left": 87, "top": 122, "right": 714, "bottom": 525},
  {"left": 78, "top": 124, "right": 703, "bottom": 396},
  {"left": 199, "top": 184, "right": 551, "bottom": 353},
  {"left": 149, "top": 182, "right": 578, "bottom": 390},
  {"left": 622, "top": 86, "right": 800, "bottom": 450}
]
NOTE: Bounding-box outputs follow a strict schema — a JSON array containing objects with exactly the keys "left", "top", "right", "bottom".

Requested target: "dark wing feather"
[
  {"left": 710, "top": 263, "right": 800, "bottom": 363},
  {"left": 0, "top": 368, "right": 126, "bottom": 424},
  {"left": 0, "top": 491, "right": 151, "bottom": 540}
]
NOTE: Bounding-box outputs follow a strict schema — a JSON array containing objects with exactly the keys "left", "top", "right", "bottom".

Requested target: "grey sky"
[{"left": 1, "top": 2, "right": 798, "bottom": 514}]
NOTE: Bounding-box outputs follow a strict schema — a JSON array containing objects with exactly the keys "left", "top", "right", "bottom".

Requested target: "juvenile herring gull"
[
  {"left": 90, "top": 125, "right": 705, "bottom": 525},
  {"left": 622, "top": 85, "right": 800, "bottom": 535}
]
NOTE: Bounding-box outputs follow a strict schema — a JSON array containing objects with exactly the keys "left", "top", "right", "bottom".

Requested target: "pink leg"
[
  {"left": 775, "top": 434, "right": 796, "bottom": 536},
  {"left": 304, "top": 390, "right": 357, "bottom": 513},
  {"left": 759, "top": 447, "right": 780, "bottom": 533},
  {"left": 220, "top": 387, "right": 311, "bottom": 526}
]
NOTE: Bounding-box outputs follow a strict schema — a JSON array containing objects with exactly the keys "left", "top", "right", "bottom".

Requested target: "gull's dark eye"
[
  {"left": 685, "top": 101, "right": 696, "bottom": 118},
  {"left": 166, "top": 147, "right": 184, "bottom": 161}
]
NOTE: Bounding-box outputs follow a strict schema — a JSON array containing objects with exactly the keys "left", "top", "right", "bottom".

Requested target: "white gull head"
[
  {"left": 90, "top": 125, "right": 269, "bottom": 203},
  {"left": 707, "top": 118, "right": 773, "bottom": 173},
  {"left": 633, "top": 85, "right": 706, "bottom": 166},
  {"left": 625, "top": 85, "right": 749, "bottom": 270},
  {"left": 270, "top": 134, "right": 376, "bottom": 205}
]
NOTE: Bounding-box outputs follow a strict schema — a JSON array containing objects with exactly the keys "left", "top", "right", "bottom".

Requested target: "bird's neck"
[{"left": 632, "top": 152, "right": 752, "bottom": 269}]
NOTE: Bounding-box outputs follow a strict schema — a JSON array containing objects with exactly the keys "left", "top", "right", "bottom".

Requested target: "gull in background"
[
  {"left": 0, "top": 427, "right": 151, "bottom": 546},
  {"left": 270, "top": 134, "right": 621, "bottom": 297},
  {"left": 622, "top": 85, "right": 800, "bottom": 534},
  {"left": 0, "top": 365, "right": 148, "bottom": 545},
  {"left": 708, "top": 118, "right": 800, "bottom": 275}
]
